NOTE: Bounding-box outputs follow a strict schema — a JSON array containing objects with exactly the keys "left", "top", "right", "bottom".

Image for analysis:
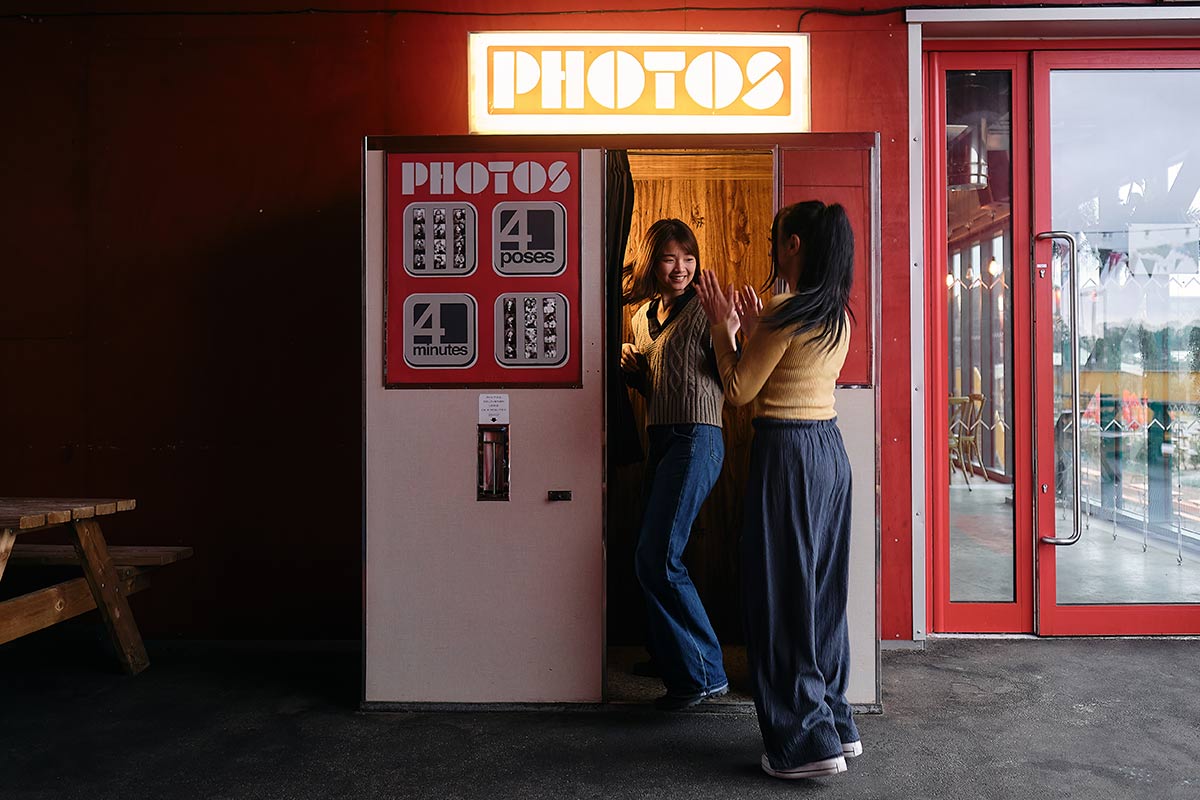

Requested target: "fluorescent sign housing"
[{"left": 469, "top": 31, "right": 810, "bottom": 134}]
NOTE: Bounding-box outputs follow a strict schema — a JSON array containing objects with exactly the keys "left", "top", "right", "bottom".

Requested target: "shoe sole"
[
  {"left": 705, "top": 684, "right": 729, "bottom": 700},
  {"left": 760, "top": 754, "right": 847, "bottom": 779},
  {"left": 842, "top": 741, "right": 863, "bottom": 758}
]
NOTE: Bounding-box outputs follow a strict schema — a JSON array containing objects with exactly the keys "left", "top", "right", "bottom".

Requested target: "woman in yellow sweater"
[{"left": 696, "top": 200, "right": 860, "bottom": 780}]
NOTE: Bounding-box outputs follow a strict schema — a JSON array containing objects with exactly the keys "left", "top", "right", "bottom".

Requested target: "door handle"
[{"left": 1035, "top": 230, "right": 1081, "bottom": 546}]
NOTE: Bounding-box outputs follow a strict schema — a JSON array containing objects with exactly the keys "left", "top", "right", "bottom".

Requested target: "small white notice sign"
[{"left": 479, "top": 393, "right": 510, "bottom": 424}]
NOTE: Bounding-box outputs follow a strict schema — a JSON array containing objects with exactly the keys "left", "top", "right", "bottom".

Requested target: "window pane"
[{"left": 946, "top": 70, "right": 1016, "bottom": 603}]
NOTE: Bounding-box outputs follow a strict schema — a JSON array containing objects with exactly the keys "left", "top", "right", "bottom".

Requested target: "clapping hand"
[
  {"left": 696, "top": 271, "right": 739, "bottom": 337},
  {"left": 697, "top": 271, "right": 763, "bottom": 341},
  {"left": 734, "top": 285, "right": 764, "bottom": 340}
]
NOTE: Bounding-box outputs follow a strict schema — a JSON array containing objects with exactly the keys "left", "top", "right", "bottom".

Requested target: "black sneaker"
[{"left": 654, "top": 682, "right": 729, "bottom": 711}]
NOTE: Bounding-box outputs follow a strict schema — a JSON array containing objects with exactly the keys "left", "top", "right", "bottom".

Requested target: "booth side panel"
[
  {"left": 835, "top": 387, "right": 881, "bottom": 707},
  {"left": 364, "top": 149, "right": 604, "bottom": 703}
]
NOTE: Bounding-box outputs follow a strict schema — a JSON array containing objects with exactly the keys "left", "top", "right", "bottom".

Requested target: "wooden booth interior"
[{"left": 605, "top": 148, "right": 774, "bottom": 703}]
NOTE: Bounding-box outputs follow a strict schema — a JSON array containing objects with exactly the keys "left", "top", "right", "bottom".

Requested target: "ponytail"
[{"left": 761, "top": 201, "right": 855, "bottom": 352}]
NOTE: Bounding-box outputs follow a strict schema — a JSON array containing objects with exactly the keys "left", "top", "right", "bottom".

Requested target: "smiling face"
[{"left": 654, "top": 239, "right": 697, "bottom": 300}]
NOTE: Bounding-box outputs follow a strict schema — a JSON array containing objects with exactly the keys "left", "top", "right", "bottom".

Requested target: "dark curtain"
[{"left": 606, "top": 150, "right": 642, "bottom": 466}]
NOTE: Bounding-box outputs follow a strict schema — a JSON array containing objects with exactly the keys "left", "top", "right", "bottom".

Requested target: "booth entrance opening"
[{"left": 604, "top": 148, "right": 774, "bottom": 706}]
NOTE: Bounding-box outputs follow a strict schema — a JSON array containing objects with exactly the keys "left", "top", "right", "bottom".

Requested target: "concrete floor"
[{"left": 3, "top": 627, "right": 1199, "bottom": 799}]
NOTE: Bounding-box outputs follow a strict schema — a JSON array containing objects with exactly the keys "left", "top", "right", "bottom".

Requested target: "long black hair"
[
  {"left": 621, "top": 218, "right": 701, "bottom": 306},
  {"left": 761, "top": 200, "right": 855, "bottom": 351}
]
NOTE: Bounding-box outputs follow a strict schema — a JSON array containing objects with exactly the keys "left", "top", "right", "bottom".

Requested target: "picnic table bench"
[{"left": 0, "top": 498, "right": 191, "bottom": 675}]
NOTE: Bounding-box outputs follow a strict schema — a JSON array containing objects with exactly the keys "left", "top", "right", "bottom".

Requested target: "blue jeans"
[{"left": 635, "top": 423, "right": 727, "bottom": 696}]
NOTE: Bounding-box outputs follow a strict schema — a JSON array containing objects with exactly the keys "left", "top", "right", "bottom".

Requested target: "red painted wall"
[{"left": 2, "top": 1, "right": 920, "bottom": 639}]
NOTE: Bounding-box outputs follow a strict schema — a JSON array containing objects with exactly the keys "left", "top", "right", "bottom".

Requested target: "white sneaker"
[
  {"left": 842, "top": 740, "right": 863, "bottom": 758},
  {"left": 760, "top": 753, "right": 848, "bottom": 779}
]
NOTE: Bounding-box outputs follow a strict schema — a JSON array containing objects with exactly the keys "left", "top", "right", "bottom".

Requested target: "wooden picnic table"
[{"left": 0, "top": 497, "right": 191, "bottom": 675}]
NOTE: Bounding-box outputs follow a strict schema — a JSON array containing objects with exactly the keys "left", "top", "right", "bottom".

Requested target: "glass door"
[
  {"left": 1033, "top": 51, "right": 1200, "bottom": 634},
  {"left": 929, "top": 52, "right": 1034, "bottom": 633}
]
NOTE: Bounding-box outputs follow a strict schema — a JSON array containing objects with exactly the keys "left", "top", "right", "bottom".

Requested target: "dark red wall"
[{"left": 2, "top": 1, "right": 927, "bottom": 639}]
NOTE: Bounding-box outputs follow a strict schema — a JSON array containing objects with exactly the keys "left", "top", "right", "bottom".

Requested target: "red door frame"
[
  {"left": 927, "top": 43, "right": 1200, "bottom": 635},
  {"left": 925, "top": 51, "right": 1034, "bottom": 633},
  {"left": 1031, "top": 49, "right": 1200, "bottom": 635}
]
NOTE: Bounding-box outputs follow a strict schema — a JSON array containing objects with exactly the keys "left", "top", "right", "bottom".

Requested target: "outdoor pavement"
[{"left": 2, "top": 628, "right": 1198, "bottom": 799}]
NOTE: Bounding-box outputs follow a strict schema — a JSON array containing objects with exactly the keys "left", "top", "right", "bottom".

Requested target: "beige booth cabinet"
[{"left": 363, "top": 136, "right": 880, "bottom": 709}]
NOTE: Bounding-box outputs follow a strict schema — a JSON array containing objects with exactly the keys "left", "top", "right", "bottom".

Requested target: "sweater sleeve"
[{"left": 710, "top": 299, "right": 792, "bottom": 408}]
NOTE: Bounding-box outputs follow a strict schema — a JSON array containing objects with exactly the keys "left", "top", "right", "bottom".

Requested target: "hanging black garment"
[{"left": 606, "top": 150, "right": 643, "bottom": 466}]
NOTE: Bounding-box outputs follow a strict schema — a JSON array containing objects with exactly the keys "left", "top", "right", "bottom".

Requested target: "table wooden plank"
[
  {"left": 70, "top": 518, "right": 149, "bottom": 675},
  {"left": 0, "top": 498, "right": 50, "bottom": 531},
  {"left": 50, "top": 498, "right": 136, "bottom": 517},
  {"left": 0, "top": 568, "right": 149, "bottom": 646},
  {"left": 10, "top": 544, "right": 193, "bottom": 567},
  {"left": 0, "top": 498, "right": 137, "bottom": 533},
  {"left": 0, "top": 530, "right": 15, "bottom": 582}
]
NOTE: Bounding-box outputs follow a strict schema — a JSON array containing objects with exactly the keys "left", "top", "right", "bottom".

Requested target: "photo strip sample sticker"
[
  {"left": 494, "top": 292, "right": 568, "bottom": 367},
  {"left": 403, "top": 203, "right": 477, "bottom": 276}
]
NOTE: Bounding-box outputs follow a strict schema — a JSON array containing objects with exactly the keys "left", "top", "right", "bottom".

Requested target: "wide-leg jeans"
[{"left": 635, "top": 423, "right": 728, "bottom": 697}]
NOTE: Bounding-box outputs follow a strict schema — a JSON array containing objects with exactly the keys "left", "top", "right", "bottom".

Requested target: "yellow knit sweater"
[{"left": 710, "top": 294, "right": 849, "bottom": 420}]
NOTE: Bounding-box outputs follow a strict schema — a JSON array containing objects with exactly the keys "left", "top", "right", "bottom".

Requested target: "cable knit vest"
[{"left": 631, "top": 298, "right": 724, "bottom": 428}]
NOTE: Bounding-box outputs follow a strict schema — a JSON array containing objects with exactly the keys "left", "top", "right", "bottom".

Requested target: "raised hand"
[
  {"left": 734, "top": 285, "right": 764, "bottom": 340},
  {"left": 696, "top": 271, "right": 739, "bottom": 337}
]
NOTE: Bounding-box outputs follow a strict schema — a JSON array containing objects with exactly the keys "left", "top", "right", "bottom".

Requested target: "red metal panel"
[
  {"left": 1010, "top": 58, "right": 1037, "bottom": 636},
  {"left": 925, "top": 53, "right": 950, "bottom": 634},
  {"left": 384, "top": 151, "right": 581, "bottom": 387},
  {"left": 0, "top": 6, "right": 917, "bottom": 640},
  {"left": 924, "top": 53, "right": 943, "bottom": 635},
  {"left": 780, "top": 147, "right": 873, "bottom": 386},
  {"left": 0, "top": 29, "right": 89, "bottom": 475},
  {"left": 928, "top": 37, "right": 1200, "bottom": 53},
  {"left": 1041, "top": 605, "right": 1200, "bottom": 637}
]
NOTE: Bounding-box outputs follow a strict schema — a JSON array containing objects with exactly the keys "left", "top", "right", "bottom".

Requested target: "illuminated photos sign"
[{"left": 469, "top": 32, "right": 810, "bottom": 134}]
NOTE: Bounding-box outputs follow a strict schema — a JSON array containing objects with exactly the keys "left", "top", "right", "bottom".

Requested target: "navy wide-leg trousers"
[{"left": 742, "top": 417, "right": 859, "bottom": 769}]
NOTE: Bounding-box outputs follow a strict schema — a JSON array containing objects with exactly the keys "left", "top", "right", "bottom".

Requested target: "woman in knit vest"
[
  {"left": 696, "top": 201, "right": 861, "bottom": 780},
  {"left": 620, "top": 218, "right": 729, "bottom": 711}
]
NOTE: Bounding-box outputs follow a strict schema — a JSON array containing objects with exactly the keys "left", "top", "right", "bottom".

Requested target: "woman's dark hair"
[
  {"left": 622, "top": 218, "right": 701, "bottom": 305},
  {"left": 762, "top": 200, "right": 855, "bottom": 351}
]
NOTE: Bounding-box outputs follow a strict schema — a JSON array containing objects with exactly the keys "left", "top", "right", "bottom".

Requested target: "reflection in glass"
[
  {"left": 945, "top": 70, "right": 1017, "bottom": 602},
  {"left": 1050, "top": 69, "right": 1200, "bottom": 604}
]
